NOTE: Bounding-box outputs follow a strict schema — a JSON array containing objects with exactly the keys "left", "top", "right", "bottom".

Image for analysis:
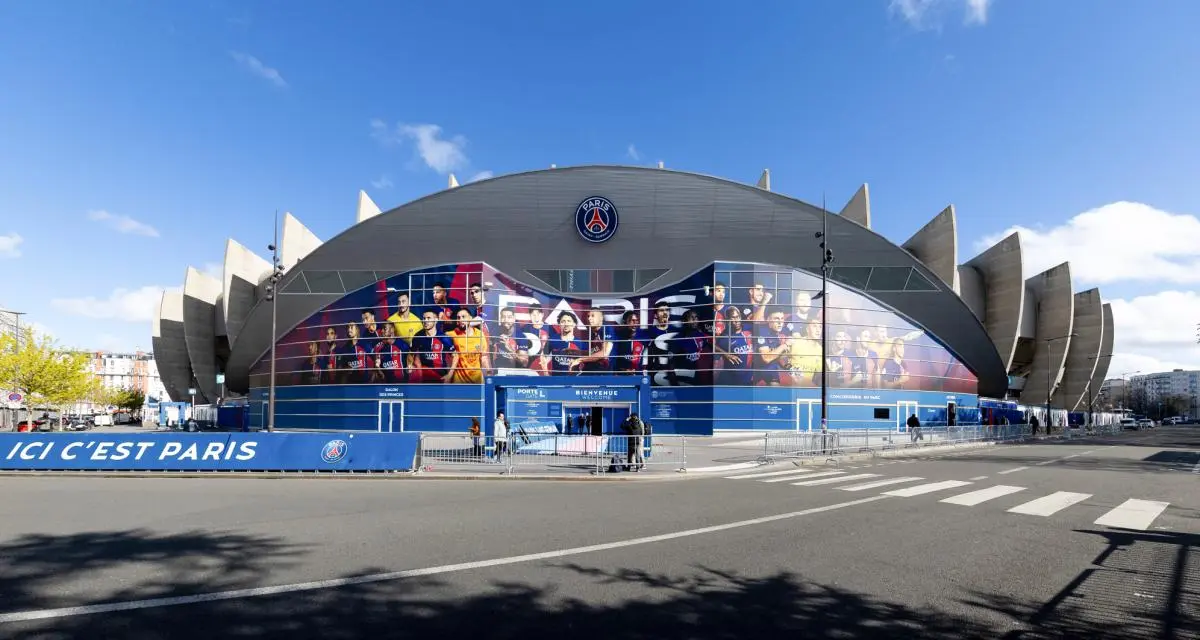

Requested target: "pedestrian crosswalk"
[{"left": 721, "top": 466, "right": 1174, "bottom": 531}]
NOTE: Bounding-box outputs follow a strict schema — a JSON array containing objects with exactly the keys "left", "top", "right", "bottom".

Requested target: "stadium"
[{"left": 151, "top": 165, "right": 1115, "bottom": 436}]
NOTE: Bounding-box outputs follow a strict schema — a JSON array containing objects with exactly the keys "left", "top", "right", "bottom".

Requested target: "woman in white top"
[{"left": 493, "top": 412, "right": 508, "bottom": 459}]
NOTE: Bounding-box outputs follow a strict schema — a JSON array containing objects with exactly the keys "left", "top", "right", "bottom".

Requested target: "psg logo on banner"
[{"left": 575, "top": 196, "right": 619, "bottom": 243}]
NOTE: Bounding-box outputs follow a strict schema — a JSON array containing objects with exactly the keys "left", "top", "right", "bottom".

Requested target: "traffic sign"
[
  {"left": 188, "top": 388, "right": 197, "bottom": 396},
  {"left": 216, "top": 374, "right": 225, "bottom": 384},
  {"left": 7, "top": 392, "right": 21, "bottom": 403}
]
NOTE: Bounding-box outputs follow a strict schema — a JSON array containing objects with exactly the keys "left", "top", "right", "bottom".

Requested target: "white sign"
[{"left": 188, "top": 388, "right": 197, "bottom": 396}]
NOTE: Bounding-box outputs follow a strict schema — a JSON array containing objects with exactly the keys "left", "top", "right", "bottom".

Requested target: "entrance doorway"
[
  {"left": 563, "top": 403, "right": 632, "bottom": 436},
  {"left": 897, "top": 401, "right": 918, "bottom": 431},
  {"left": 377, "top": 400, "right": 404, "bottom": 432}
]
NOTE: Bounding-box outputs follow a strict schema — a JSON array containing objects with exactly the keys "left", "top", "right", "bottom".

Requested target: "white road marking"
[
  {"left": 997, "top": 467, "right": 1029, "bottom": 475},
  {"left": 968, "top": 476, "right": 989, "bottom": 481},
  {"left": 791, "top": 473, "right": 879, "bottom": 487},
  {"left": 883, "top": 480, "right": 973, "bottom": 497},
  {"left": 761, "top": 470, "right": 844, "bottom": 483},
  {"left": 0, "top": 494, "right": 892, "bottom": 624},
  {"left": 1192, "top": 461, "right": 1199, "bottom": 475},
  {"left": 1007, "top": 491, "right": 1092, "bottom": 516},
  {"left": 724, "top": 468, "right": 815, "bottom": 480},
  {"left": 1094, "top": 499, "right": 1170, "bottom": 531},
  {"left": 838, "top": 476, "right": 924, "bottom": 492},
  {"left": 940, "top": 485, "right": 1026, "bottom": 506}
]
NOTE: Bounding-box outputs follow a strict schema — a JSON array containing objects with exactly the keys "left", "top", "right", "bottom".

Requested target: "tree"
[
  {"left": 111, "top": 387, "right": 146, "bottom": 413},
  {"left": 0, "top": 327, "right": 101, "bottom": 411}
]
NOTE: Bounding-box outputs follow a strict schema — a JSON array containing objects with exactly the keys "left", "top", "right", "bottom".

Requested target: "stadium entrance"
[{"left": 485, "top": 375, "right": 652, "bottom": 438}]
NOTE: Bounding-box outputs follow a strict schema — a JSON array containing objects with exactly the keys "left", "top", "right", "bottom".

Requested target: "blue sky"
[{"left": 1, "top": 0, "right": 1198, "bottom": 375}]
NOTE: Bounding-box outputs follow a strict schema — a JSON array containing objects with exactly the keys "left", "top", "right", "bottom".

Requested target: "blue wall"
[{"left": 249, "top": 381, "right": 977, "bottom": 435}]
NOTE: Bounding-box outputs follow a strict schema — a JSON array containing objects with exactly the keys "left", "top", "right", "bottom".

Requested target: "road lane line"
[
  {"left": 1007, "top": 492, "right": 1092, "bottom": 516},
  {"left": 0, "top": 494, "right": 892, "bottom": 624},
  {"left": 838, "top": 477, "right": 924, "bottom": 492},
  {"left": 790, "top": 473, "right": 879, "bottom": 487},
  {"left": 940, "top": 485, "right": 1026, "bottom": 506},
  {"left": 997, "top": 467, "right": 1029, "bottom": 475},
  {"left": 1192, "top": 461, "right": 1199, "bottom": 475},
  {"left": 724, "top": 468, "right": 816, "bottom": 480},
  {"left": 882, "top": 480, "right": 972, "bottom": 497},
  {"left": 760, "top": 470, "right": 844, "bottom": 483},
  {"left": 968, "top": 476, "right": 989, "bottom": 481},
  {"left": 1094, "top": 499, "right": 1170, "bottom": 531}
]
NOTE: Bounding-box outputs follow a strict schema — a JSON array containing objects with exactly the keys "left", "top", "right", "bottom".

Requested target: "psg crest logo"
[
  {"left": 575, "top": 196, "right": 619, "bottom": 243},
  {"left": 321, "top": 439, "right": 349, "bottom": 464}
]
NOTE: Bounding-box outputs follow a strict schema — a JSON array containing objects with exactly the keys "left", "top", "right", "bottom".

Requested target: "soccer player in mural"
[
  {"left": 451, "top": 307, "right": 490, "bottom": 383},
  {"left": 847, "top": 329, "right": 879, "bottom": 388},
  {"left": 880, "top": 338, "right": 911, "bottom": 389},
  {"left": 743, "top": 283, "right": 773, "bottom": 324},
  {"left": 572, "top": 308, "right": 614, "bottom": 373},
  {"left": 827, "top": 329, "right": 854, "bottom": 388},
  {"left": 372, "top": 323, "right": 408, "bottom": 383},
  {"left": 643, "top": 301, "right": 676, "bottom": 384},
  {"left": 786, "top": 313, "right": 823, "bottom": 387},
  {"left": 754, "top": 307, "right": 790, "bottom": 386},
  {"left": 467, "top": 283, "right": 490, "bottom": 331},
  {"left": 521, "top": 305, "right": 554, "bottom": 375},
  {"left": 428, "top": 281, "right": 461, "bottom": 332},
  {"left": 715, "top": 306, "right": 754, "bottom": 386},
  {"left": 548, "top": 311, "right": 587, "bottom": 375},
  {"left": 322, "top": 326, "right": 340, "bottom": 377},
  {"left": 359, "top": 309, "right": 382, "bottom": 355},
  {"left": 704, "top": 281, "right": 728, "bottom": 337},
  {"left": 387, "top": 290, "right": 422, "bottom": 346},
  {"left": 613, "top": 309, "right": 645, "bottom": 375},
  {"left": 785, "top": 291, "right": 814, "bottom": 337},
  {"left": 337, "top": 322, "right": 370, "bottom": 384},
  {"left": 409, "top": 309, "right": 458, "bottom": 383},
  {"left": 300, "top": 341, "right": 323, "bottom": 385},
  {"left": 672, "top": 308, "right": 713, "bottom": 386},
  {"left": 491, "top": 307, "right": 530, "bottom": 372}
]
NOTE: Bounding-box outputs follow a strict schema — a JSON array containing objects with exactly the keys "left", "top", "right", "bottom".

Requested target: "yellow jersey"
[
  {"left": 787, "top": 337, "right": 822, "bottom": 377},
  {"left": 388, "top": 311, "right": 422, "bottom": 346},
  {"left": 451, "top": 328, "right": 486, "bottom": 383}
]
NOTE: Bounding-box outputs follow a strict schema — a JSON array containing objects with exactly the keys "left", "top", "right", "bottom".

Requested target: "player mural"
[{"left": 249, "top": 261, "right": 977, "bottom": 394}]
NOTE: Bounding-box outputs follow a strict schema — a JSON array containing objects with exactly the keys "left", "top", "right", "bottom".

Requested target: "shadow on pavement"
[
  {"left": 967, "top": 529, "right": 1199, "bottom": 640},
  {"left": 3, "top": 528, "right": 1193, "bottom": 639}
]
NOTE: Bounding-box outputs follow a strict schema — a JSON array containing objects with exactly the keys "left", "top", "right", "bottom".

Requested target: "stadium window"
[
  {"left": 526, "top": 270, "right": 562, "bottom": 291},
  {"left": 635, "top": 268, "right": 671, "bottom": 290},
  {"left": 904, "top": 269, "right": 939, "bottom": 292},
  {"left": 304, "top": 271, "right": 345, "bottom": 294},
  {"left": 338, "top": 271, "right": 378, "bottom": 293},
  {"left": 830, "top": 266, "right": 872, "bottom": 290},
  {"left": 280, "top": 273, "right": 310, "bottom": 294},
  {"left": 873, "top": 407, "right": 891, "bottom": 420},
  {"left": 865, "top": 267, "right": 911, "bottom": 292}
]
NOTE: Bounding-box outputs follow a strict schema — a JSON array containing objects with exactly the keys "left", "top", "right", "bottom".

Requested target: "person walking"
[
  {"left": 906, "top": 413, "right": 922, "bottom": 444},
  {"left": 1030, "top": 414, "right": 1040, "bottom": 437},
  {"left": 625, "top": 412, "right": 645, "bottom": 471},
  {"left": 493, "top": 412, "right": 508, "bottom": 463}
]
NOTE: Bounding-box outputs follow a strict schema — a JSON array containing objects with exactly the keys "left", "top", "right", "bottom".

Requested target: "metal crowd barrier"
[{"left": 417, "top": 432, "right": 687, "bottom": 475}]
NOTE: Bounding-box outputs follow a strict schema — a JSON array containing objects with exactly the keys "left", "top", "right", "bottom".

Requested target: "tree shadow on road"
[{"left": 3, "top": 527, "right": 1191, "bottom": 640}]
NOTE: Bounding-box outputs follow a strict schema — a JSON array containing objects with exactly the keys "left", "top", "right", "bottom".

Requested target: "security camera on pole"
[
  {"left": 264, "top": 211, "right": 284, "bottom": 433},
  {"left": 814, "top": 196, "right": 834, "bottom": 440}
]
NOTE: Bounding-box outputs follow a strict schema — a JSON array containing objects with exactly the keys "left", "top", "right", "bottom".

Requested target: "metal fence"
[{"left": 417, "top": 431, "right": 687, "bottom": 475}]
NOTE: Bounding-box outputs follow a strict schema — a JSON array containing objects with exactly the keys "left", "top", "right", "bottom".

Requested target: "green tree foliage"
[
  {"left": 0, "top": 327, "right": 101, "bottom": 408},
  {"left": 110, "top": 387, "right": 147, "bottom": 412}
]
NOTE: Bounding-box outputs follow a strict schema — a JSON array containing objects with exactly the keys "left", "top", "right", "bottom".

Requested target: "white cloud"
[
  {"left": 890, "top": 0, "right": 992, "bottom": 28},
  {"left": 371, "top": 175, "right": 394, "bottom": 189},
  {"left": 627, "top": 144, "right": 641, "bottom": 162},
  {"left": 1107, "top": 290, "right": 1200, "bottom": 378},
  {"left": 370, "top": 120, "right": 469, "bottom": 174},
  {"left": 230, "top": 51, "right": 287, "bottom": 88},
  {"left": 87, "top": 210, "right": 160, "bottom": 237},
  {"left": 468, "top": 171, "right": 493, "bottom": 183},
  {"left": 0, "top": 232, "right": 23, "bottom": 258},
  {"left": 51, "top": 285, "right": 174, "bottom": 323},
  {"left": 976, "top": 202, "right": 1200, "bottom": 285}
]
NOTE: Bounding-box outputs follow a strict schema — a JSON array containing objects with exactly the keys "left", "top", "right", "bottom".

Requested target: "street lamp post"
[
  {"left": 814, "top": 197, "right": 834, "bottom": 433},
  {"left": 264, "top": 212, "right": 285, "bottom": 433},
  {"left": 1043, "top": 333, "right": 1076, "bottom": 432},
  {"left": 2, "top": 309, "right": 26, "bottom": 429}
]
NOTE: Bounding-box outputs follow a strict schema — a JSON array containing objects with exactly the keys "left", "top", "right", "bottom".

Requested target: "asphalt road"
[{"left": 0, "top": 427, "right": 1196, "bottom": 639}]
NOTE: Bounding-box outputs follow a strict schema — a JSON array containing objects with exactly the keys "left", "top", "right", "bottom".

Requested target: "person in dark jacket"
[
  {"left": 624, "top": 413, "right": 645, "bottom": 471},
  {"left": 906, "top": 413, "right": 922, "bottom": 443}
]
